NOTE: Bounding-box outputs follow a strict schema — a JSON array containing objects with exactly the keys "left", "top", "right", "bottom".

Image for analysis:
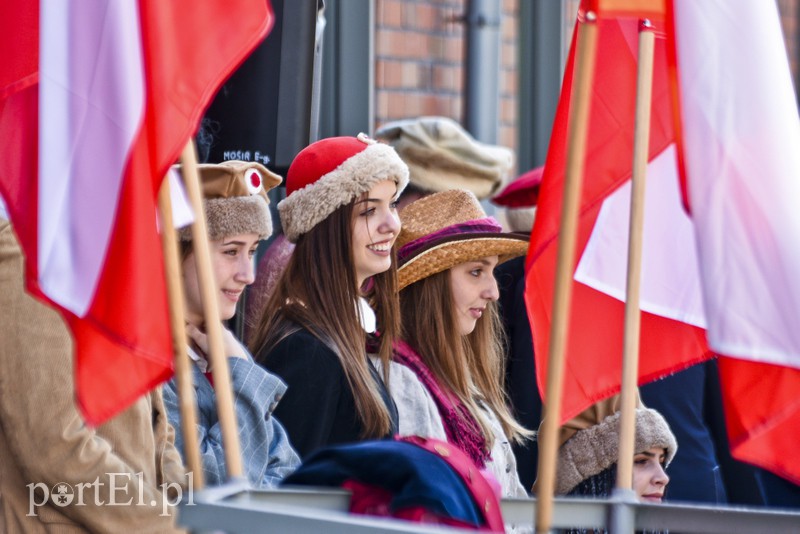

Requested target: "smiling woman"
[
  {"left": 250, "top": 135, "right": 410, "bottom": 458},
  {"left": 163, "top": 160, "right": 301, "bottom": 489}
]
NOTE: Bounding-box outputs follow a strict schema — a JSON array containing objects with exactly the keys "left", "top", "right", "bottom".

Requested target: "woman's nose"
[
  {"left": 236, "top": 256, "right": 256, "bottom": 285},
  {"left": 381, "top": 209, "right": 401, "bottom": 235},
  {"left": 653, "top": 463, "right": 670, "bottom": 486},
  {"left": 482, "top": 277, "right": 500, "bottom": 301}
]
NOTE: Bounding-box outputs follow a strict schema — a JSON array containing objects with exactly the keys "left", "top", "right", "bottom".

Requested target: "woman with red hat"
[{"left": 250, "top": 134, "right": 409, "bottom": 458}]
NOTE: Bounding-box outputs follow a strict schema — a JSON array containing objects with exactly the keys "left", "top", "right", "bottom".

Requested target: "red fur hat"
[{"left": 278, "top": 133, "right": 409, "bottom": 242}]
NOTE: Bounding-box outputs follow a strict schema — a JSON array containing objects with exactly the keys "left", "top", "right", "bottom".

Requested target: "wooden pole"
[
  {"left": 157, "top": 176, "right": 206, "bottom": 490},
  {"left": 616, "top": 21, "right": 656, "bottom": 493},
  {"left": 535, "top": 12, "right": 599, "bottom": 534},
  {"left": 180, "top": 140, "right": 245, "bottom": 480}
]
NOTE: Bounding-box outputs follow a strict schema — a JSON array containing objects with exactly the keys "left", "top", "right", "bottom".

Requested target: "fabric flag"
[
  {"left": 0, "top": 1, "right": 273, "bottom": 424},
  {"left": 525, "top": 0, "right": 710, "bottom": 424},
  {"left": 671, "top": 0, "right": 800, "bottom": 485}
]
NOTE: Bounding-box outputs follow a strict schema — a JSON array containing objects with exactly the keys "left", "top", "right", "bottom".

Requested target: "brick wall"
[
  {"left": 374, "top": 0, "right": 520, "bottom": 168},
  {"left": 375, "top": 0, "right": 466, "bottom": 126}
]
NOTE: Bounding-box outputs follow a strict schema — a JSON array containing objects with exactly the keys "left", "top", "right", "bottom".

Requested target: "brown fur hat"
[
  {"left": 176, "top": 160, "right": 282, "bottom": 241},
  {"left": 375, "top": 116, "right": 513, "bottom": 200}
]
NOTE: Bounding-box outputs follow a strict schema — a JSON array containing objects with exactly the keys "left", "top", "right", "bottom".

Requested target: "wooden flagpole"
[
  {"left": 615, "top": 19, "right": 656, "bottom": 494},
  {"left": 179, "top": 140, "right": 245, "bottom": 480},
  {"left": 535, "top": 10, "right": 600, "bottom": 534},
  {"left": 158, "top": 176, "right": 206, "bottom": 490}
]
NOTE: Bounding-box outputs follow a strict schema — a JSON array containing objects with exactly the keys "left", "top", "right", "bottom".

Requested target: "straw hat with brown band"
[{"left": 396, "top": 189, "right": 529, "bottom": 290}]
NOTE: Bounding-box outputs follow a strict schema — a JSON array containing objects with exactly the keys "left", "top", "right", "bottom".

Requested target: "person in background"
[
  {"left": 250, "top": 134, "right": 409, "bottom": 458},
  {"left": 0, "top": 213, "right": 186, "bottom": 532},
  {"left": 163, "top": 160, "right": 300, "bottom": 489},
  {"left": 549, "top": 399, "right": 676, "bottom": 503},
  {"left": 375, "top": 115, "right": 512, "bottom": 210},
  {"left": 391, "top": 189, "right": 533, "bottom": 498}
]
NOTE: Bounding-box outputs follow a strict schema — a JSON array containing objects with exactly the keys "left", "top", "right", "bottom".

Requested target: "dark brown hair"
[{"left": 250, "top": 198, "right": 400, "bottom": 438}]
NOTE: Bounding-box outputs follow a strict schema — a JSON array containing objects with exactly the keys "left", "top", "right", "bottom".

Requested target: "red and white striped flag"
[
  {"left": 527, "top": 0, "right": 800, "bottom": 484},
  {"left": 0, "top": 1, "right": 273, "bottom": 425}
]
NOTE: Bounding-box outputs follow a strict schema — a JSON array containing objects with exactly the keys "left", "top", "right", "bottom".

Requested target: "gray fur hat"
[{"left": 556, "top": 408, "right": 678, "bottom": 495}]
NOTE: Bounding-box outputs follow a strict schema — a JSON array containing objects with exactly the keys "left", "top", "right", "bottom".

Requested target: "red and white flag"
[
  {"left": 525, "top": 0, "right": 710, "bottom": 425},
  {"left": 0, "top": 1, "right": 273, "bottom": 425},
  {"left": 527, "top": 0, "right": 800, "bottom": 484},
  {"left": 671, "top": 0, "right": 800, "bottom": 485}
]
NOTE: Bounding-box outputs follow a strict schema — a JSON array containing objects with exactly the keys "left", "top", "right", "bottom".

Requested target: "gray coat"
[{"left": 163, "top": 349, "right": 300, "bottom": 488}]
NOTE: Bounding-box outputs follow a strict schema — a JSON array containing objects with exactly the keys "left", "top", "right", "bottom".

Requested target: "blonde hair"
[
  {"left": 399, "top": 270, "right": 531, "bottom": 448},
  {"left": 250, "top": 199, "right": 399, "bottom": 438}
]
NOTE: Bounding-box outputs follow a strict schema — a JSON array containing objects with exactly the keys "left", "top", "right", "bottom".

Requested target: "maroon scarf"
[{"left": 393, "top": 339, "right": 490, "bottom": 468}]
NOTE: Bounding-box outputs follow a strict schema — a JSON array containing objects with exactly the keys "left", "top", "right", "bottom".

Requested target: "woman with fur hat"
[
  {"left": 250, "top": 134, "right": 409, "bottom": 458},
  {"left": 550, "top": 398, "right": 676, "bottom": 503},
  {"left": 391, "top": 189, "right": 533, "bottom": 497},
  {"left": 543, "top": 398, "right": 676, "bottom": 533},
  {"left": 163, "top": 160, "right": 300, "bottom": 488}
]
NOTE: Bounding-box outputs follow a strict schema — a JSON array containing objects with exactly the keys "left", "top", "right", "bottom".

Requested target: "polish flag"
[
  {"left": 525, "top": 0, "right": 711, "bottom": 425},
  {"left": 527, "top": 0, "right": 800, "bottom": 484},
  {"left": 0, "top": 1, "right": 273, "bottom": 424}
]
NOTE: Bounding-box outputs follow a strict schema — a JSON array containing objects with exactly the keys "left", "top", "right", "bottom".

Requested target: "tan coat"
[{"left": 0, "top": 220, "right": 186, "bottom": 533}]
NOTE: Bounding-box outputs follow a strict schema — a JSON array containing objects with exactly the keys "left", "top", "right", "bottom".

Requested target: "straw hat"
[
  {"left": 176, "top": 160, "right": 282, "bottom": 241},
  {"left": 396, "top": 189, "right": 529, "bottom": 290},
  {"left": 279, "top": 134, "right": 409, "bottom": 242}
]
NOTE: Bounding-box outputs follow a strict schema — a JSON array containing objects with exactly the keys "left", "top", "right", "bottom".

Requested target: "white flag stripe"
[
  {"left": 675, "top": 0, "right": 800, "bottom": 368},
  {"left": 575, "top": 144, "right": 707, "bottom": 328},
  {"left": 39, "top": 0, "right": 145, "bottom": 316},
  {"left": 167, "top": 168, "right": 195, "bottom": 230}
]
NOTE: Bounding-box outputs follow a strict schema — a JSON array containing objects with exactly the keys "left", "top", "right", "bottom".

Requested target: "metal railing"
[{"left": 177, "top": 483, "right": 800, "bottom": 533}]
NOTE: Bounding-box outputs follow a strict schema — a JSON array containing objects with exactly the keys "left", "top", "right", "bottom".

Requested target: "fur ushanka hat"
[
  {"left": 176, "top": 160, "right": 282, "bottom": 241},
  {"left": 278, "top": 133, "right": 409, "bottom": 242},
  {"left": 555, "top": 407, "right": 678, "bottom": 495}
]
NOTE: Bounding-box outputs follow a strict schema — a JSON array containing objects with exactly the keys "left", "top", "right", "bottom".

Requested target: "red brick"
[
  {"left": 377, "top": 0, "right": 403, "bottom": 28},
  {"left": 501, "top": 41, "right": 516, "bottom": 69},
  {"left": 500, "top": 98, "right": 516, "bottom": 124}
]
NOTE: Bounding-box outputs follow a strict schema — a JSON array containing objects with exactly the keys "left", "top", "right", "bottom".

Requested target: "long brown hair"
[
  {"left": 250, "top": 199, "right": 399, "bottom": 438},
  {"left": 399, "top": 270, "right": 531, "bottom": 446}
]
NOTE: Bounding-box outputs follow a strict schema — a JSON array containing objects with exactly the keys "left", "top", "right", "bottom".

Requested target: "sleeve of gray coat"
[{"left": 164, "top": 357, "right": 300, "bottom": 489}]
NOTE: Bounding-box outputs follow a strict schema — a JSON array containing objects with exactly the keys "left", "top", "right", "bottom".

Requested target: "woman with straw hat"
[
  {"left": 392, "top": 188, "right": 533, "bottom": 497},
  {"left": 163, "top": 160, "right": 300, "bottom": 489},
  {"left": 250, "top": 134, "right": 409, "bottom": 458}
]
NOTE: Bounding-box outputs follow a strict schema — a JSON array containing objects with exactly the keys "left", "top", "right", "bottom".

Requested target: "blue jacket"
[{"left": 163, "top": 349, "right": 300, "bottom": 488}]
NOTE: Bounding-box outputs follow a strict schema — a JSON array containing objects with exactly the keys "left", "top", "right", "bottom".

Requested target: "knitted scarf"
[{"left": 392, "top": 339, "right": 490, "bottom": 468}]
